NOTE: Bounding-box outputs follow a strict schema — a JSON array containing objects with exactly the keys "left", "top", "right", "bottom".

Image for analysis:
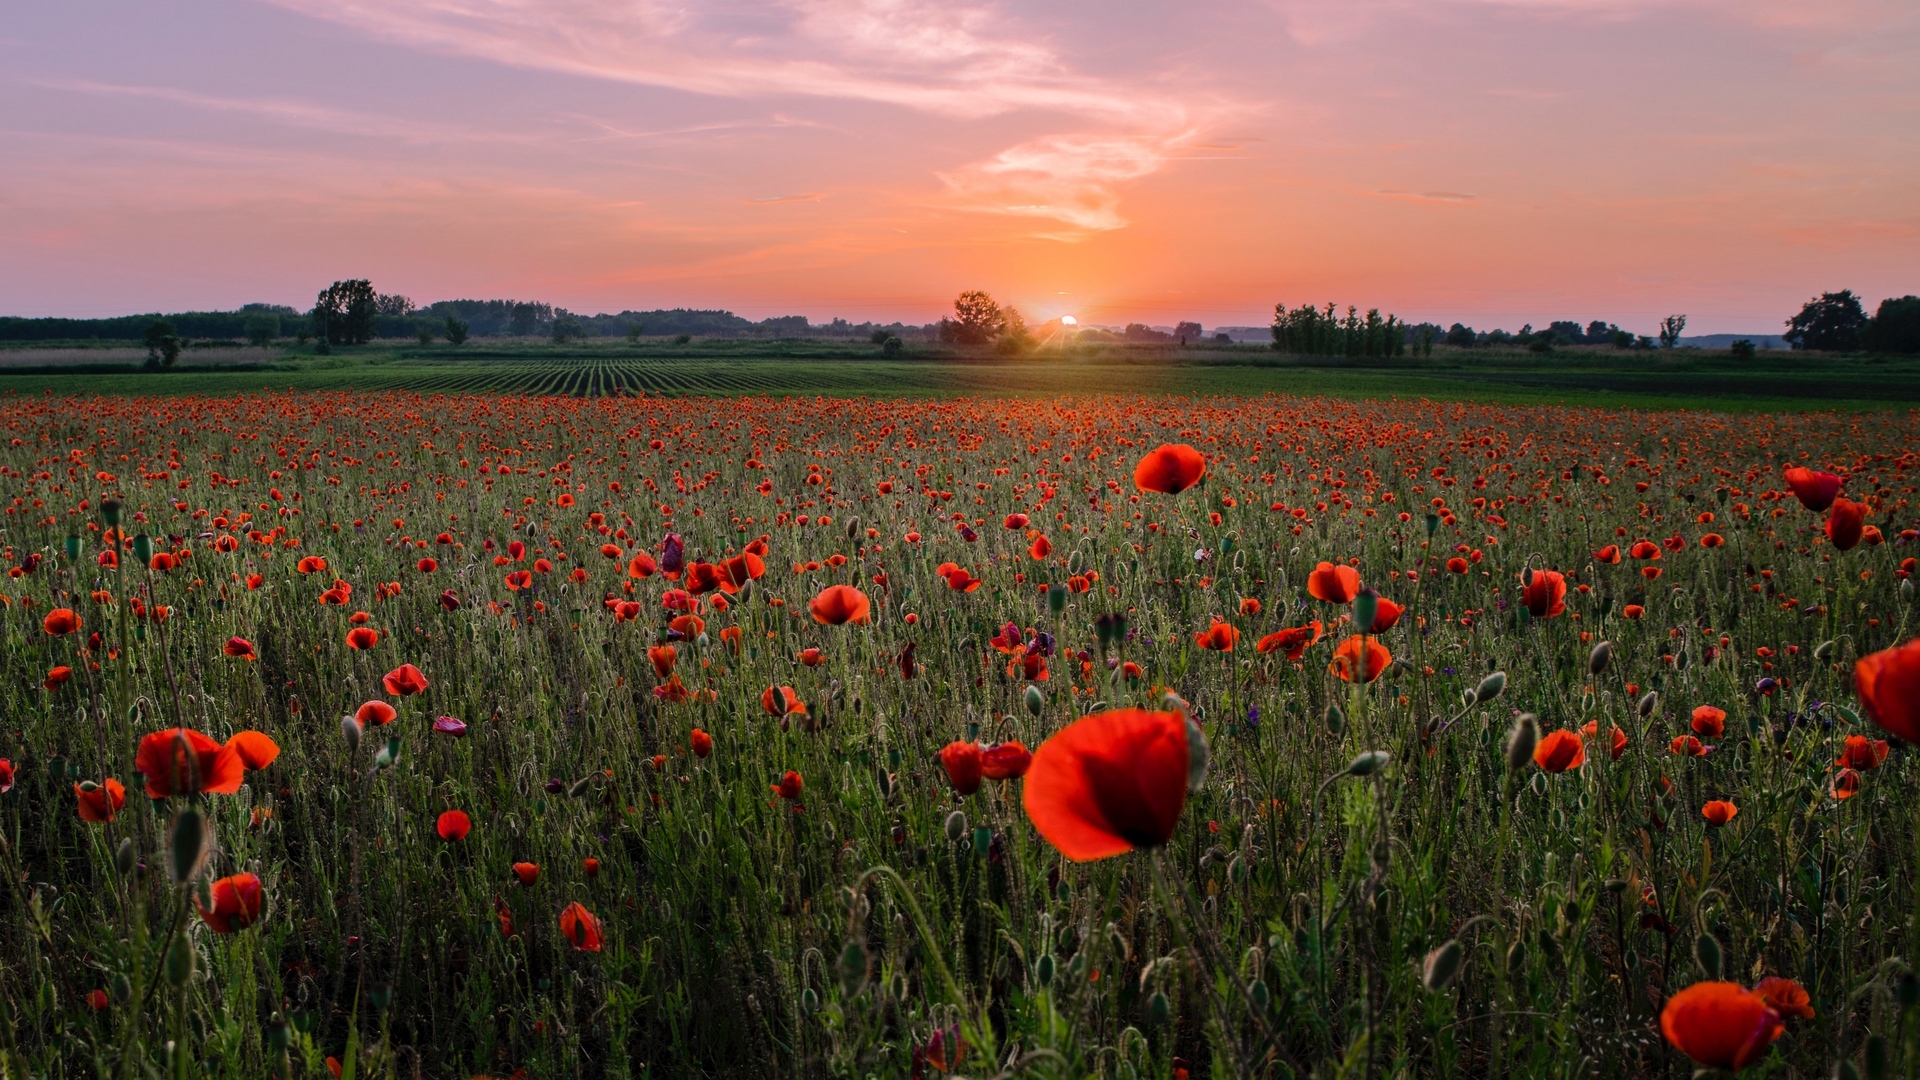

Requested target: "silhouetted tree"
[
  {"left": 375, "top": 293, "right": 414, "bottom": 316},
  {"left": 443, "top": 316, "right": 469, "bottom": 345},
  {"left": 1658, "top": 314, "right": 1687, "bottom": 348},
  {"left": 143, "top": 320, "right": 182, "bottom": 366},
  {"left": 942, "top": 291, "right": 1005, "bottom": 345},
  {"left": 1864, "top": 296, "right": 1920, "bottom": 354},
  {"left": 244, "top": 315, "right": 278, "bottom": 347},
  {"left": 313, "top": 280, "right": 377, "bottom": 345},
  {"left": 1785, "top": 291, "right": 1866, "bottom": 351},
  {"left": 1174, "top": 321, "right": 1202, "bottom": 344},
  {"left": 1444, "top": 323, "right": 1476, "bottom": 347}
]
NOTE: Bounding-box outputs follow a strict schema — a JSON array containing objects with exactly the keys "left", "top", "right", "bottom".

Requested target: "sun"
[{"left": 1060, "top": 315, "right": 1077, "bottom": 326}]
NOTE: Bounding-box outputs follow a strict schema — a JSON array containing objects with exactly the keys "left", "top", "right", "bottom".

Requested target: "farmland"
[{"left": 1, "top": 389, "right": 1918, "bottom": 1079}]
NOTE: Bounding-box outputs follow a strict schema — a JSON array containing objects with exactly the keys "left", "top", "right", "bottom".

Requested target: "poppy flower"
[
  {"left": 1192, "top": 619, "right": 1239, "bottom": 652},
  {"left": 1836, "top": 734, "right": 1889, "bottom": 771},
  {"left": 648, "top": 645, "right": 677, "bottom": 678},
  {"left": 44, "top": 665, "right": 73, "bottom": 690},
  {"left": 762, "top": 685, "right": 807, "bottom": 717},
  {"left": 1702, "top": 800, "right": 1738, "bottom": 825},
  {"left": 1306, "top": 562, "right": 1360, "bottom": 604},
  {"left": 627, "top": 552, "right": 657, "bottom": 579},
  {"left": 345, "top": 627, "right": 379, "bottom": 650},
  {"left": 1366, "top": 597, "right": 1403, "bottom": 633},
  {"left": 1671, "top": 735, "right": 1707, "bottom": 757},
  {"left": 75, "top": 778, "right": 127, "bottom": 822},
  {"left": 1520, "top": 570, "right": 1566, "bottom": 618},
  {"left": 195, "top": 873, "right": 265, "bottom": 933},
  {"left": 296, "top": 556, "right": 328, "bottom": 575},
  {"left": 797, "top": 647, "right": 825, "bottom": 667},
  {"left": 1629, "top": 541, "right": 1662, "bottom": 561},
  {"left": 1593, "top": 544, "right": 1621, "bottom": 564},
  {"left": 382, "top": 663, "right": 429, "bottom": 697},
  {"left": 940, "top": 741, "right": 984, "bottom": 795},
  {"left": 1659, "top": 981, "right": 1782, "bottom": 1071},
  {"left": 134, "top": 728, "right": 281, "bottom": 798},
  {"left": 685, "top": 561, "right": 727, "bottom": 595},
  {"left": 1825, "top": 498, "right": 1866, "bottom": 551},
  {"left": 690, "top": 729, "right": 713, "bottom": 758},
  {"left": 512, "top": 862, "right": 540, "bottom": 886},
  {"left": 223, "top": 637, "right": 257, "bottom": 660},
  {"left": 0, "top": 758, "right": 13, "bottom": 793},
  {"left": 1256, "top": 621, "right": 1323, "bottom": 659},
  {"left": 87, "top": 989, "right": 109, "bottom": 1011},
  {"left": 559, "top": 902, "right": 603, "bottom": 952},
  {"left": 1623, "top": 604, "right": 1645, "bottom": 619},
  {"left": 1783, "top": 466, "right": 1842, "bottom": 512},
  {"left": 1328, "top": 635, "right": 1390, "bottom": 684},
  {"left": 438, "top": 589, "right": 460, "bottom": 611},
  {"left": 1751, "top": 977, "right": 1814, "bottom": 1020},
  {"left": 1855, "top": 639, "right": 1920, "bottom": 743},
  {"left": 981, "top": 741, "right": 1033, "bottom": 780},
  {"left": 356, "top": 700, "right": 397, "bottom": 726},
  {"left": 944, "top": 567, "right": 983, "bottom": 592},
  {"left": 924, "top": 1024, "right": 966, "bottom": 1072},
  {"left": 1446, "top": 557, "right": 1469, "bottom": 574},
  {"left": 1533, "top": 729, "right": 1586, "bottom": 773},
  {"left": 1581, "top": 721, "right": 1629, "bottom": 760},
  {"left": 432, "top": 715, "right": 468, "bottom": 737},
  {"left": 1022, "top": 708, "right": 1193, "bottom": 861},
  {"left": 1691, "top": 705, "right": 1727, "bottom": 738},
  {"left": 43, "top": 608, "right": 81, "bottom": 636},
  {"left": 809, "top": 584, "right": 872, "bottom": 625},
  {"left": 437, "top": 809, "right": 472, "bottom": 841},
  {"left": 583, "top": 857, "right": 600, "bottom": 877},
  {"left": 773, "top": 770, "right": 804, "bottom": 801},
  {"left": 721, "top": 551, "right": 765, "bottom": 588},
  {"left": 1132, "top": 443, "right": 1207, "bottom": 494}
]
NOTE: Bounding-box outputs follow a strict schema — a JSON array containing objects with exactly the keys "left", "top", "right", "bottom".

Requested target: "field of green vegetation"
[{"left": 2, "top": 339, "right": 1918, "bottom": 411}]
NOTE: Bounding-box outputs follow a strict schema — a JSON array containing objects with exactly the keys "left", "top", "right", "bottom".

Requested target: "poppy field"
[{"left": 4, "top": 390, "right": 1920, "bottom": 1079}]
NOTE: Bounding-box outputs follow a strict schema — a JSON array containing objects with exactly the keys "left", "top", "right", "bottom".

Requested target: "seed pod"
[
  {"left": 164, "top": 934, "right": 195, "bottom": 986},
  {"left": 1347, "top": 750, "right": 1390, "bottom": 777},
  {"left": 1903, "top": 578, "right": 1914, "bottom": 601},
  {"left": 1048, "top": 583, "right": 1067, "bottom": 614},
  {"left": 1024, "top": 684, "right": 1045, "bottom": 717},
  {"left": 1424, "top": 512, "right": 1440, "bottom": 535},
  {"left": 1693, "top": 932, "right": 1722, "bottom": 980},
  {"left": 1637, "top": 691, "right": 1659, "bottom": 718},
  {"left": 944, "top": 810, "right": 968, "bottom": 842},
  {"left": 1352, "top": 590, "right": 1378, "bottom": 635},
  {"left": 1505, "top": 714, "right": 1540, "bottom": 772},
  {"left": 1505, "top": 937, "right": 1527, "bottom": 975},
  {"left": 132, "top": 534, "right": 154, "bottom": 565},
  {"left": 266, "top": 1017, "right": 291, "bottom": 1053},
  {"left": 1035, "top": 953, "right": 1055, "bottom": 987},
  {"left": 111, "top": 972, "right": 132, "bottom": 1004},
  {"left": 115, "top": 838, "right": 137, "bottom": 877},
  {"left": 971, "top": 826, "right": 991, "bottom": 857},
  {"left": 167, "top": 809, "right": 211, "bottom": 886},
  {"left": 838, "top": 940, "right": 869, "bottom": 997},
  {"left": 844, "top": 516, "right": 860, "bottom": 541},
  {"left": 1422, "top": 940, "right": 1464, "bottom": 991},
  {"left": 568, "top": 776, "right": 592, "bottom": 798},
  {"left": 801, "top": 987, "right": 819, "bottom": 1012},
  {"left": 1588, "top": 641, "right": 1612, "bottom": 676},
  {"left": 1147, "top": 990, "right": 1171, "bottom": 1026},
  {"left": 1228, "top": 855, "right": 1246, "bottom": 884},
  {"left": 1249, "top": 978, "right": 1270, "bottom": 1011},
  {"left": 341, "top": 716, "right": 363, "bottom": 756},
  {"left": 1324, "top": 703, "right": 1345, "bottom": 736},
  {"left": 1474, "top": 671, "right": 1507, "bottom": 705}
]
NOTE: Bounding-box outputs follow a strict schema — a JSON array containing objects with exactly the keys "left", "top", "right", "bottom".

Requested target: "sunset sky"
[{"left": 4, "top": 0, "right": 1916, "bottom": 333}]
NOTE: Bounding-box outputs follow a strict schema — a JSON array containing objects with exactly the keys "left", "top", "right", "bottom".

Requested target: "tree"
[
  {"left": 1730, "top": 339, "right": 1757, "bottom": 360},
  {"left": 995, "top": 307, "right": 1030, "bottom": 354},
  {"left": 627, "top": 323, "right": 645, "bottom": 343},
  {"left": 443, "top": 316, "right": 469, "bottom": 346},
  {"left": 508, "top": 302, "right": 552, "bottom": 337},
  {"left": 947, "top": 291, "right": 1005, "bottom": 345},
  {"left": 313, "top": 280, "right": 377, "bottom": 345},
  {"left": 244, "top": 315, "right": 279, "bottom": 347},
  {"left": 1586, "top": 320, "right": 1612, "bottom": 343},
  {"left": 143, "top": 319, "right": 182, "bottom": 366},
  {"left": 1548, "top": 320, "right": 1586, "bottom": 344},
  {"left": 1174, "top": 321, "right": 1203, "bottom": 344},
  {"left": 1864, "top": 296, "right": 1920, "bottom": 354},
  {"left": 882, "top": 336, "right": 904, "bottom": 357},
  {"left": 1610, "top": 329, "right": 1635, "bottom": 349},
  {"left": 415, "top": 325, "right": 435, "bottom": 345},
  {"left": 1444, "top": 323, "right": 1476, "bottom": 347},
  {"left": 375, "top": 293, "right": 414, "bottom": 316},
  {"left": 1658, "top": 314, "right": 1687, "bottom": 348},
  {"left": 1784, "top": 291, "right": 1865, "bottom": 351},
  {"left": 551, "top": 314, "right": 585, "bottom": 343}
]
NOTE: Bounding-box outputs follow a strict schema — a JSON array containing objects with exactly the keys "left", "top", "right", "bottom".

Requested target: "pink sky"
[{"left": 3, "top": 0, "right": 1916, "bottom": 333}]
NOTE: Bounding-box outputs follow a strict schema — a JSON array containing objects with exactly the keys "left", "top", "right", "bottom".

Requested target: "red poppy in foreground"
[
  {"left": 1691, "top": 706, "right": 1727, "bottom": 738},
  {"left": 1306, "top": 562, "right": 1360, "bottom": 604},
  {"left": 981, "top": 741, "right": 1033, "bottom": 780},
  {"left": 1783, "top": 466, "right": 1842, "bottom": 512},
  {"left": 1132, "top": 443, "right": 1207, "bottom": 494},
  {"left": 75, "top": 778, "right": 127, "bottom": 822},
  {"left": 559, "top": 902, "right": 603, "bottom": 952},
  {"left": 690, "top": 729, "right": 713, "bottom": 758},
  {"left": 1192, "top": 619, "right": 1239, "bottom": 651},
  {"left": 1521, "top": 570, "right": 1566, "bottom": 618},
  {"left": 356, "top": 700, "right": 398, "bottom": 726},
  {"left": 809, "top": 584, "right": 872, "bottom": 625},
  {"left": 512, "top": 862, "right": 540, "bottom": 886},
  {"left": 134, "top": 728, "right": 281, "bottom": 797},
  {"left": 1328, "top": 635, "right": 1390, "bottom": 684},
  {"left": 1752, "top": 977, "right": 1814, "bottom": 1020},
  {"left": 1256, "top": 621, "right": 1323, "bottom": 659},
  {"left": 1836, "top": 734, "right": 1889, "bottom": 770},
  {"left": 43, "top": 608, "right": 81, "bottom": 636},
  {"left": 1702, "top": 800, "right": 1739, "bottom": 825},
  {"left": 940, "top": 741, "right": 984, "bottom": 795},
  {"left": 196, "top": 873, "right": 265, "bottom": 933},
  {"left": 1855, "top": 639, "right": 1920, "bottom": 742},
  {"left": 383, "top": 663, "right": 429, "bottom": 697},
  {"left": 1023, "top": 708, "right": 1191, "bottom": 862},
  {"left": 1533, "top": 729, "right": 1586, "bottom": 772},
  {"left": 0, "top": 758, "right": 13, "bottom": 794},
  {"left": 345, "top": 627, "right": 379, "bottom": 650},
  {"left": 761, "top": 685, "right": 807, "bottom": 717},
  {"left": 436, "top": 809, "right": 472, "bottom": 841},
  {"left": 1671, "top": 735, "right": 1707, "bottom": 757},
  {"left": 1366, "top": 598, "right": 1404, "bottom": 633},
  {"left": 773, "top": 770, "right": 804, "bottom": 801},
  {"left": 223, "top": 636, "right": 257, "bottom": 660},
  {"left": 1659, "top": 981, "right": 1782, "bottom": 1071},
  {"left": 1580, "top": 721, "right": 1629, "bottom": 760},
  {"left": 1826, "top": 498, "right": 1866, "bottom": 551}
]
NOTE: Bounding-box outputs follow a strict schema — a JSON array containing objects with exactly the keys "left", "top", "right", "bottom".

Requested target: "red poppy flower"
[
  {"left": 1306, "top": 562, "right": 1360, "bottom": 604},
  {"left": 940, "top": 741, "right": 984, "bottom": 795},
  {"left": 721, "top": 551, "right": 765, "bottom": 588},
  {"left": 296, "top": 556, "right": 328, "bottom": 575},
  {"left": 809, "top": 584, "right": 872, "bottom": 625},
  {"left": 1825, "top": 498, "right": 1866, "bottom": 551},
  {"left": 1671, "top": 735, "right": 1707, "bottom": 757},
  {"left": 1783, "top": 466, "right": 1842, "bottom": 512},
  {"left": 685, "top": 561, "right": 728, "bottom": 595},
  {"left": 512, "top": 862, "right": 540, "bottom": 886},
  {"left": 223, "top": 637, "right": 257, "bottom": 660},
  {"left": 44, "top": 665, "right": 73, "bottom": 690},
  {"left": 436, "top": 809, "right": 472, "bottom": 841},
  {"left": 75, "top": 778, "right": 127, "bottom": 822},
  {"left": 0, "top": 759, "right": 13, "bottom": 794},
  {"left": 196, "top": 873, "right": 265, "bottom": 933},
  {"left": 1132, "top": 443, "right": 1207, "bottom": 494},
  {"left": 627, "top": 552, "right": 657, "bottom": 579},
  {"left": 356, "top": 700, "right": 397, "bottom": 726},
  {"left": 1446, "top": 557, "right": 1469, "bottom": 574},
  {"left": 1855, "top": 639, "right": 1920, "bottom": 743},
  {"left": 1629, "top": 541, "right": 1662, "bottom": 560},
  {"left": 1256, "top": 620, "right": 1323, "bottom": 659},
  {"left": 345, "top": 627, "right": 379, "bottom": 650},
  {"left": 1003, "top": 513, "right": 1029, "bottom": 529},
  {"left": 1836, "top": 734, "right": 1889, "bottom": 771},
  {"left": 1521, "top": 570, "right": 1566, "bottom": 618},
  {"left": 1702, "top": 800, "right": 1738, "bottom": 825},
  {"left": 773, "top": 770, "right": 804, "bottom": 801},
  {"left": 1328, "top": 635, "right": 1390, "bottom": 683},
  {"left": 134, "top": 728, "right": 281, "bottom": 798},
  {"left": 1660, "top": 981, "right": 1782, "bottom": 1071},
  {"left": 1592, "top": 544, "right": 1621, "bottom": 564},
  {"left": 762, "top": 685, "right": 806, "bottom": 717},
  {"left": 1366, "top": 597, "right": 1404, "bottom": 633},
  {"left": 944, "top": 567, "right": 983, "bottom": 592},
  {"left": 1580, "top": 721, "right": 1629, "bottom": 760},
  {"left": 1023, "top": 708, "right": 1192, "bottom": 861},
  {"left": 1533, "top": 729, "right": 1586, "bottom": 773},
  {"left": 43, "top": 608, "right": 81, "bottom": 636},
  {"left": 417, "top": 557, "right": 438, "bottom": 573},
  {"left": 1623, "top": 603, "right": 1645, "bottom": 619},
  {"left": 690, "top": 729, "right": 713, "bottom": 758},
  {"left": 981, "top": 741, "right": 1032, "bottom": 780},
  {"left": 559, "top": 902, "right": 604, "bottom": 952},
  {"left": 648, "top": 645, "right": 677, "bottom": 678},
  {"left": 1752, "top": 977, "right": 1814, "bottom": 1020},
  {"left": 1029, "top": 534, "right": 1052, "bottom": 560},
  {"left": 1192, "top": 619, "right": 1239, "bottom": 651},
  {"left": 382, "top": 663, "right": 429, "bottom": 697},
  {"left": 1691, "top": 705, "right": 1727, "bottom": 738}
]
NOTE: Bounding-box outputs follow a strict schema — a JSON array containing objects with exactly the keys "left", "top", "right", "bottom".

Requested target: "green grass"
[{"left": 2, "top": 339, "right": 1917, "bottom": 410}]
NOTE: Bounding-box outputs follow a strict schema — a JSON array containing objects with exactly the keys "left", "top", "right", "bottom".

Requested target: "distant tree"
[
  {"left": 313, "top": 280, "right": 377, "bottom": 345},
  {"left": 1864, "top": 295, "right": 1920, "bottom": 354},
  {"left": 945, "top": 291, "right": 1005, "bottom": 345},
  {"left": 1636, "top": 334, "right": 1656, "bottom": 349},
  {"left": 1784, "top": 290, "right": 1866, "bottom": 351},
  {"left": 882, "top": 335, "right": 904, "bottom": 357},
  {"left": 1548, "top": 320, "right": 1586, "bottom": 344},
  {"left": 1610, "top": 329, "right": 1634, "bottom": 348},
  {"left": 1444, "top": 323, "right": 1477, "bottom": 347},
  {"left": 508, "top": 302, "right": 552, "bottom": 337},
  {"left": 1528, "top": 328, "right": 1556, "bottom": 353},
  {"left": 1729, "top": 339, "right": 1757, "bottom": 360},
  {"left": 416, "top": 325, "right": 435, "bottom": 345},
  {"left": 674, "top": 334, "right": 692, "bottom": 345},
  {"left": 869, "top": 329, "right": 891, "bottom": 345},
  {"left": 1482, "top": 329, "right": 1512, "bottom": 346},
  {"left": 244, "top": 315, "right": 279, "bottom": 347},
  {"left": 443, "top": 316, "right": 469, "bottom": 346},
  {"left": 995, "top": 308, "right": 1031, "bottom": 354},
  {"left": 1658, "top": 314, "right": 1687, "bottom": 348},
  {"left": 1174, "top": 321, "right": 1203, "bottom": 344},
  {"left": 1586, "top": 320, "right": 1611, "bottom": 342},
  {"left": 627, "top": 323, "right": 644, "bottom": 343},
  {"left": 375, "top": 293, "right": 414, "bottom": 317},
  {"left": 143, "top": 319, "right": 182, "bottom": 366},
  {"left": 551, "top": 314, "right": 585, "bottom": 343}
]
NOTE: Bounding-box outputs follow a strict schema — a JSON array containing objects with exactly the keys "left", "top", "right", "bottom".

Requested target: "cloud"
[{"left": 939, "top": 132, "right": 1191, "bottom": 232}]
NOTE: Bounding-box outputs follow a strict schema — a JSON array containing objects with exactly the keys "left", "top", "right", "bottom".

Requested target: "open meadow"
[{"left": 3, "top": 389, "right": 1920, "bottom": 1079}]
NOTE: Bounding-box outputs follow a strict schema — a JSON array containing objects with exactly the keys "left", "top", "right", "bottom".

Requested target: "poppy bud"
[
  {"left": 1505, "top": 714, "right": 1540, "bottom": 772},
  {"left": 1324, "top": 703, "right": 1345, "bottom": 736},
  {"left": 167, "top": 809, "right": 211, "bottom": 886},
  {"left": 1422, "top": 939, "right": 1464, "bottom": 991},
  {"left": 1352, "top": 589, "right": 1378, "bottom": 635},
  {"left": 164, "top": 933, "right": 195, "bottom": 986},
  {"left": 1347, "top": 750, "right": 1390, "bottom": 777},
  {"left": 1637, "top": 691, "right": 1659, "bottom": 718},
  {"left": 341, "top": 716, "right": 363, "bottom": 756},
  {"left": 972, "top": 826, "right": 991, "bottom": 857},
  {"left": 373, "top": 737, "right": 401, "bottom": 771},
  {"left": 1024, "top": 684, "right": 1045, "bottom": 716},
  {"left": 944, "top": 810, "right": 968, "bottom": 842},
  {"left": 1048, "top": 583, "right": 1067, "bottom": 614},
  {"left": 1505, "top": 937, "right": 1527, "bottom": 975},
  {"left": 368, "top": 984, "right": 393, "bottom": 1014},
  {"left": 1587, "top": 641, "right": 1611, "bottom": 676},
  {"left": 1147, "top": 990, "right": 1171, "bottom": 1025},
  {"left": 1424, "top": 512, "right": 1439, "bottom": 535},
  {"left": 1692, "top": 932, "right": 1722, "bottom": 980},
  {"left": 65, "top": 534, "right": 82, "bottom": 561},
  {"left": 1814, "top": 640, "right": 1836, "bottom": 661},
  {"left": 1904, "top": 578, "right": 1915, "bottom": 601},
  {"left": 1473, "top": 671, "right": 1506, "bottom": 705},
  {"left": 568, "top": 776, "right": 591, "bottom": 798},
  {"left": 111, "top": 971, "right": 132, "bottom": 1004},
  {"left": 101, "top": 499, "right": 122, "bottom": 526},
  {"left": 837, "top": 940, "right": 869, "bottom": 997},
  {"left": 266, "top": 1017, "right": 291, "bottom": 1053},
  {"left": 115, "top": 837, "right": 137, "bottom": 877},
  {"left": 1035, "top": 953, "right": 1055, "bottom": 986},
  {"left": 801, "top": 987, "right": 818, "bottom": 1012},
  {"left": 133, "top": 534, "right": 153, "bottom": 565}
]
